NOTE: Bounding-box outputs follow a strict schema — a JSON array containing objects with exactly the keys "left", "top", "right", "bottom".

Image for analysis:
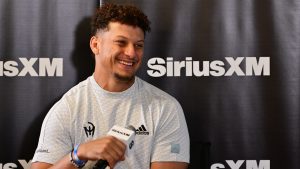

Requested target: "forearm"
[
  {"left": 150, "top": 162, "right": 189, "bottom": 169},
  {"left": 51, "top": 153, "right": 78, "bottom": 169},
  {"left": 31, "top": 153, "right": 77, "bottom": 169}
]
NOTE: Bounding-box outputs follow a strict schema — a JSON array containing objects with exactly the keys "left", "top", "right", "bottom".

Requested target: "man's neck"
[{"left": 93, "top": 72, "right": 135, "bottom": 92}]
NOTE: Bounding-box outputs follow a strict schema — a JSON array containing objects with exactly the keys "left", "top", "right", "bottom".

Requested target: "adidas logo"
[{"left": 135, "top": 125, "right": 150, "bottom": 135}]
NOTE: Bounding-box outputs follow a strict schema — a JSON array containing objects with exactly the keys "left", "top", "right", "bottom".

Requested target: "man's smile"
[{"left": 119, "top": 60, "right": 134, "bottom": 66}]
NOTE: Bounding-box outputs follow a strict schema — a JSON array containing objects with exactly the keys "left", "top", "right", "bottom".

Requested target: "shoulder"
[
  {"left": 49, "top": 76, "right": 93, "bottom": 117},
  {"left": 136, "top": 77, "right": 171, "bottom": 98},
  {"left": 63, "top": 77, "right": 91, "bottom": 98},
  {"left": 43, "top": 78, "right": 91, "bottom": 120},
  {"left": 59, "top": 76, "right": 94, "bottom": 107},
  {"left": 135, "top": 77, "right": 182, "bottom": 109}
]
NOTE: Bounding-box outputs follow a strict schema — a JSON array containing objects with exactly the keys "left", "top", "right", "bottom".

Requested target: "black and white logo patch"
[
  {"left": 135, "top": 124, "right": 150, "bottom": 135},
  {"left": 84, "top": 122, "right": 95, "bottom": 137}
]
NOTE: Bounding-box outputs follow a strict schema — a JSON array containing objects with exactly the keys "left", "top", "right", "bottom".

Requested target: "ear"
[{"left": 90, "top": 36, "right": 100, "bottom": 55}]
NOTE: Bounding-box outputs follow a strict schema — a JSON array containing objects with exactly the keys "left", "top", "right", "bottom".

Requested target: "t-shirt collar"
[{"left": 90, "top": 75, "right": 136, "bottom": 98}]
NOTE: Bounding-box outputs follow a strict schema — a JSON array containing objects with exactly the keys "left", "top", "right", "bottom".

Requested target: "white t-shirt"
[{"left": 32, "top": 76, "right": 189, "bottom": 169}]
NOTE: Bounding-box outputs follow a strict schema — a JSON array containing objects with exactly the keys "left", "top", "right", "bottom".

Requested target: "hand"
[{"left": 76, "top": 136, "right": 126, "bottom": 168}]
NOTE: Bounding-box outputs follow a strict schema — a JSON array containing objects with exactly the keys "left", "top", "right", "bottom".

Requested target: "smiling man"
[
  {"left": 31, "top": 3, "right": 189, "bottom": 169},
  {"left": 92, "top": 22, "right": 145, "bottom": 92}
]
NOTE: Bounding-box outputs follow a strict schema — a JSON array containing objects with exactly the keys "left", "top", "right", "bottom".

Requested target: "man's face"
[{"left": 93, "top": 22, "right": 145, "bottom": 82}]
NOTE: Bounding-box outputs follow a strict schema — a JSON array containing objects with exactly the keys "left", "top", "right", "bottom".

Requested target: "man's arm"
[
  {"left": 150, "top": 100, "right": 190, "bottom": 168},
  {"left": 31, "top": 154, "right": 75, "bottom": 169},
  {"left": 151, "top": 162, "right": 188, "bottom": 169},
  {"left": 31, "top": 136, "right": 126, "bottom": 169}
]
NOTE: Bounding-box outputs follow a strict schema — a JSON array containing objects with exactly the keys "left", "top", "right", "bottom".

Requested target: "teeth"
[{"left": 120, "top": 60, "right": 133, "bottom": 66}]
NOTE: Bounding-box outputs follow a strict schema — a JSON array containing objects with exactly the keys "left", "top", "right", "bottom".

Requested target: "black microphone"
[
  {"left": 93, "top": 125, "right": 136, "bottom": 169},
  {"left": 93, "top": 160, "right": 108, "bottom": 169}
]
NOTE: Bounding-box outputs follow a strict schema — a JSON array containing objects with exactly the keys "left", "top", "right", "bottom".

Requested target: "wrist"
[
  {"left": 75, "top": 144, "right": 87, "bottom": 161},
  {"left": 70, "top": 144, "right": 87, "bottom": 168}
]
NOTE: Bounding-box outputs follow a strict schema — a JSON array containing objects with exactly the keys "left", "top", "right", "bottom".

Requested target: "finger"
[
  {"left": 98, "top": 137, "right": 126, "bottom": 165},
  {"left": 98, "top": 151, "right": 116, "bottom": 169},
  {"left": 106, "top": 136, "right": 126, "bottom": 158},
  {"left": 121, "top": 155, "right": 125, "bottom": 161},
  {"left": 108, "top": 136, "right": 126, "bottom": 149},
  {"left": 105, "top": 140, "right": 125, "bottom": 162}
]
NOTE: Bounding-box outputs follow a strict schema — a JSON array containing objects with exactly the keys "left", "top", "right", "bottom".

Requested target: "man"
[{"left": 31, "top": 3, "right": 189, "bottom": 169}]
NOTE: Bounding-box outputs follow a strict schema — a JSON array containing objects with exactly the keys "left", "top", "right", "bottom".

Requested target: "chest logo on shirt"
[
  {"left": 135, "top": 124, "right": 150, "bottom": 135},
  {"left": 84, "top": 122, "right": 95, "bottom": 137}
]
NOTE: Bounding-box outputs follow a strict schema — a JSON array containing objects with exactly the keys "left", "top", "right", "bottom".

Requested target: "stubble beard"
[{"left": 114, "top": 72, "right": 135, "bottom": 83}]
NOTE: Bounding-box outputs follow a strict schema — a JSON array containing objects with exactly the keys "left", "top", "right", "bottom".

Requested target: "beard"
[{"left": 114, "top": 72, "right": 135, "bottom": 82}]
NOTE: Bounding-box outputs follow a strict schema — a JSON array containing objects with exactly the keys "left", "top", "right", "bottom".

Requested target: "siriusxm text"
[
  {"left": 0, "top": 160, "right": 31, "bottom": 169},
  {"left": 147, "top": 57, "right": 270, "bottom": 77},
  {"left": 0, "top": 58, "right": 63, "bottom": 77},
  {"left": 211, "top": 160, "right": 270, "bottom": 169}
]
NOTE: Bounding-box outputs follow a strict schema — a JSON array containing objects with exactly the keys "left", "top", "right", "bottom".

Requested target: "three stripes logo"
[{"left": 135, "top": 125, "right": 150, "bottom": 135}]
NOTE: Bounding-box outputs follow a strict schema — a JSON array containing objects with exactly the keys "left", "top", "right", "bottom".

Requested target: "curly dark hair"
[{"left": 91, "top": 3, "right": 151, "bottom": 36}]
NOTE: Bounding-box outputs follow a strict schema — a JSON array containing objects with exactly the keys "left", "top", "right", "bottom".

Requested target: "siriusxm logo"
[
  {"left": 211, "top": 160, "right": 270, "bottom": 169},
  {"left": 147, "top": 57, "right": 270, "bottom": 77},
  {"left": 0, "top": 160, "right": 31, "bottom": 169},
  {"left": 0, "top": 58, "right": 63, "bottom": 77}
]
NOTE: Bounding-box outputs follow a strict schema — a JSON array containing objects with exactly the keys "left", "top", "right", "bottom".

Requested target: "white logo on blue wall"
[
  {"left": 0, "top": 58, "right": 63, "bottom": 77},
  {"left": 147, "top": 57, "right": 270, "bottom": 77}
]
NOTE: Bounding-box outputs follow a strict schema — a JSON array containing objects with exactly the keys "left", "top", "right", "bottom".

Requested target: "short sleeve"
[
  {"left": 32, "top": 98, "right": 72, "bottom": 164},
  {"left": 151, "top": 99, "right": 190, "bottom": 163}
]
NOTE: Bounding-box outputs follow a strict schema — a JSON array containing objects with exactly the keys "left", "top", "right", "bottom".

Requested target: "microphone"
[{"left": 93, "top": 125, "right": 136, "bottom": 169}]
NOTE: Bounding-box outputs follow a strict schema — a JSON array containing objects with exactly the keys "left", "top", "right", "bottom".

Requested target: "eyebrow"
[{"left": 115, "top": 35, "right": 144, "bottom": 43}]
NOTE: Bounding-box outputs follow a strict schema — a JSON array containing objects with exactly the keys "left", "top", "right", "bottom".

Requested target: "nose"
[{"left": 124, "top": 44, "right": 136, "bottom": 58}]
